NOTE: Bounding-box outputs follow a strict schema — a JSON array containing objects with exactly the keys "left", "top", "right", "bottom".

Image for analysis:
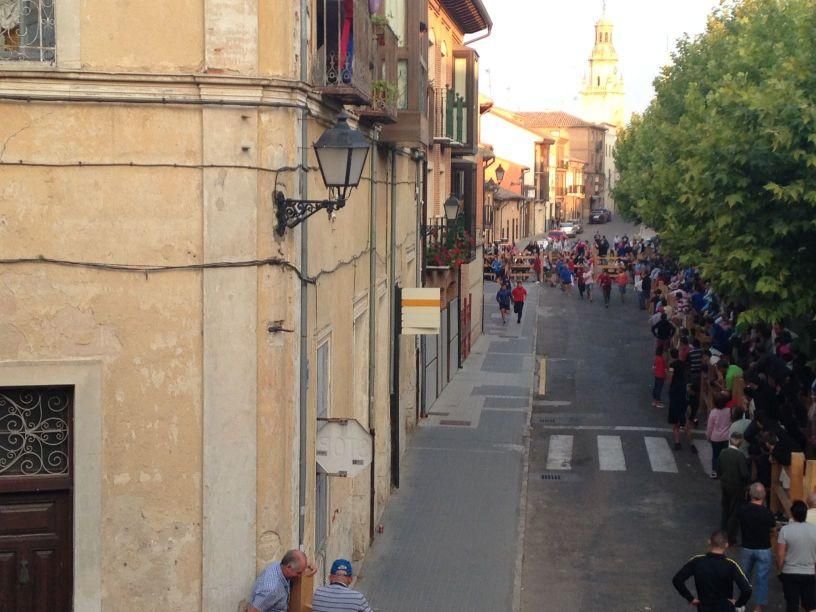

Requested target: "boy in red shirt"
[
  {"left": 598, "top": 270, "right": 613, "bottom": 308},
  {"left": 511, "top": 281, "right": 527, "bottom": 324},
  {"left": 652, "top": 347, "right": 667, "bottom": 408},
  {"left": 616, "top": 268, "right": 629, "bottom": 303}
]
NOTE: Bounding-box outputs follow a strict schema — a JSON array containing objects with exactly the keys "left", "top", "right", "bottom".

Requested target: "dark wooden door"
[{"left": 0, "top": 387, "right": 73, "bottom": 612}]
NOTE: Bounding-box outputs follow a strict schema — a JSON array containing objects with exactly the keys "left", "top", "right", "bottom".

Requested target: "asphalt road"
[{"left": 521, "top": 220, "right": 783, "bottom": 611}]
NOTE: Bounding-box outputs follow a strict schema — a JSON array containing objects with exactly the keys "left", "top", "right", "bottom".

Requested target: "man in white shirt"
[{"left": 777, "top": 500, "right": 816, "bottom": 612}]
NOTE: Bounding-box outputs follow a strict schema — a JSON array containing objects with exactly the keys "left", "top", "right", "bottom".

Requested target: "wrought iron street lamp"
[
  {"left": 420, "top": 194, "right": 461, "bottom": 237},
  {"left": 275, "top": 113, "right": 370, "bottom": 236},
  {"left": 495, "top": 164, "right": 505, "bottom": 185}
]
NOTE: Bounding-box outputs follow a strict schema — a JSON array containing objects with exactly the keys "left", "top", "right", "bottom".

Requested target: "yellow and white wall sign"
[{"left": 401, "top": 288, "right": 441, "bottom": 335}]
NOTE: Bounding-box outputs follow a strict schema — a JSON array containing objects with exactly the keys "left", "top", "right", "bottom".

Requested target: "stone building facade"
[{"left": 0, "top": 1, "right": 427, "bottom": 610}]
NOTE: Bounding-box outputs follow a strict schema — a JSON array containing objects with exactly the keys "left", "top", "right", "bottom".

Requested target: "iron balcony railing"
[{"left": 312, "top": 0, "right": 373, "bottom": 104}]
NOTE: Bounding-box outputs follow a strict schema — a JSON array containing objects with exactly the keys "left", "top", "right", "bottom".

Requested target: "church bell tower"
[{"left": 580, "top": 2, "right": 626, "bottom": 128}]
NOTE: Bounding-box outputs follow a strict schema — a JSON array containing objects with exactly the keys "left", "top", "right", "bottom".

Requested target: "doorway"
[{"left": 0, "top": 386, "right": 73, "bottom": 612}]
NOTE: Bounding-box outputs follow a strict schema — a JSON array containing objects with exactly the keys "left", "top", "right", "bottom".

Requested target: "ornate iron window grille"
[
  {"left": 0, "top": 0, "right": 56, "bottom": 63},
  {"left": 0, "top": 387, "right": 70, "bottom": 476}
]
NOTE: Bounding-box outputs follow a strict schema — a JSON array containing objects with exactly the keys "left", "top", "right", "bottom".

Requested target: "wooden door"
[{"left": 0, "top": 387, "right": 73, "bottom": 612}]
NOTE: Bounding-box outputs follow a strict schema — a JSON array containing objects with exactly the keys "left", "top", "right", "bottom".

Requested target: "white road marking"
[
  {"left": 546, "top": 435, "right": 573, "bottom": 470},
  {"left": 696, "top": 440, "right": 713, "bottom": 475},
  {"left": 644, "top": 437, "right": 678, "bottom": 473},
  {"left": 535, "top": 400, "right": 571, "bottom": 407},
  {"left": 597, "top": 435, "right": 626, "bottom": 471},
  {"left": 536, "top": 424, "right": 706, "bottom": 437},
  {"left": 538, "top": 358, "right": 547, "bottom": 396}
]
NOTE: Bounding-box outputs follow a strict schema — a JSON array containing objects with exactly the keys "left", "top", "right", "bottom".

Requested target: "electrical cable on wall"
[
  {"left": 0, "top": 160, "right": 421, "bottom": 186},
  {"left": 0, "top": 255, "right": 315, "bottom": 284}
]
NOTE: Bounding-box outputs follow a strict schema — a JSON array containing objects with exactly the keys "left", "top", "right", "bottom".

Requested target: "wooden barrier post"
[
  {"left": 289, "top": 573, "right": 314, "bottom": 612},
  {"left": 806, "top": 460, "right": 816, "bottom": 498},
  {"left": 790, "top": 452, "right": 806, "bottom": 503},
  {"left": 771, "top": 463, "right": 782, "bottom": 514}
]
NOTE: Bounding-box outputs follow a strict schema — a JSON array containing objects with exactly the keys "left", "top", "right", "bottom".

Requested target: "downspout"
[
  {"left": 298, "top": 0, "right": 309, "bottom": 549},
  {"left": 462, "top": 23, "right": 492, "bottom": 46},
  {"left": 462, "top": 3, "right": 493, "bottom": 46},
  {"left": 415, "top": 153, "right": 423, "bottom": 422},
  {"left": 419, "top": 155, "right": 429, "bottom": 418},
  {"left": 367, "top": 142, "right": 377, "bottom": 540},
  {"left": 389, "top": 147, "right": 400, "bottom": 488}
]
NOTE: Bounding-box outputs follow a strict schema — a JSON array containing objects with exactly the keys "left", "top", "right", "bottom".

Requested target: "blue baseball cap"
[{"left": 330, "top": 559, "right": 352, "bottom": 576}]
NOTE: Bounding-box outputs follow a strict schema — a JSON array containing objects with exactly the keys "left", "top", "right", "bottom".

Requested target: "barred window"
[{"left": 0, "top": 0, "right": 55, "bottom": 63}]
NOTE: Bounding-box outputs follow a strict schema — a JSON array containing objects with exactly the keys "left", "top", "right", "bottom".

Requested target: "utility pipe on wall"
[
  {"left": 389, "top": 147, "right": 400, "bottom": 489},
  {"left": 297, "top": 0, "right": 309, "bottom": 550},
  {"left": 367, "top": 142, "right": 377, "bottom": 540}
]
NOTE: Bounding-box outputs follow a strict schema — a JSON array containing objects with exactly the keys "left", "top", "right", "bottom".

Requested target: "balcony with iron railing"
[
  {"left": 313, "top": 0, "right": 373, "bottom": 105},
  {"left": 357, "top": 20, "right": 398, "bottom": 125},
  {"left": 423, "top": 218, "right": 476, "bottom": 269}
]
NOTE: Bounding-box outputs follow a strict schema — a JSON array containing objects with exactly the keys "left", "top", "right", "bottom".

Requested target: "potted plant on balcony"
[
  {"left": 371, "top": 80, "right": 398, "bottom": 110},
  {"left": 425, "top": 229, "right": 476, "bottom": 268}
]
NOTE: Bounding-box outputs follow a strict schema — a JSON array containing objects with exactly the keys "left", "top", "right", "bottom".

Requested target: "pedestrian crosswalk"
[
  {"left": 545, "top": 435, "right": 573, "bottom": 470},
  {"left": 544, "top": 433, "right": 709, "bottom": 475},
  {"left": 597, "top": 435, "right": 626, "bottom": 471}
]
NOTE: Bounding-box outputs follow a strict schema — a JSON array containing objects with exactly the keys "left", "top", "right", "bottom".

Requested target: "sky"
[{"left": 470, "top": 0, "right": 720, "bottom": 117}]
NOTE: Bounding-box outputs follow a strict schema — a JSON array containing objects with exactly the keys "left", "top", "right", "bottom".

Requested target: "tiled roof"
[
  {"left": 493, "top": 186, "right": 528, "bottom": 202},
  {"left": 515, "top": 111, "right": 601, "bottom": 129}
]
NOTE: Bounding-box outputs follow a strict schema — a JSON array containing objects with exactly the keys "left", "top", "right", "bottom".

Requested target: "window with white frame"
[{"left": 0, "top": 0, "right": 55, "bottom": 62}]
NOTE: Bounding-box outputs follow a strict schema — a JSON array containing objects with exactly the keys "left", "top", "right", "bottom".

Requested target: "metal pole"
[
  {"left": 367, "top": 143, "right": 377, "bottom": 540},
  {"left": 297, "top": 0, "right": 309, "bottom": 550}
]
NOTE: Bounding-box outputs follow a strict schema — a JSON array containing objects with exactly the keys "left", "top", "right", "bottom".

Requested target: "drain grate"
[
  {"left": 538, "top": 471, "right": 582, "bottom": 483},
  {"left": 439, "top": 419, "right": 472, "bottom": 427}
]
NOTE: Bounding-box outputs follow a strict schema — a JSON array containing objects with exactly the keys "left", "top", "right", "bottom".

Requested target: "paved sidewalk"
[{"left": 357, "top": 284, "right": 540, "bottom": 612}]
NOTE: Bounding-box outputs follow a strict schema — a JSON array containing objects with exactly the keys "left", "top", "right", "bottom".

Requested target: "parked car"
[
  {"left": 558, "top": 222, "right": 578, "bottom": 237},
  {"left": 589, "top": 208, "right": 612, "bottom": 224},
  {"left": 568, "top": 218, "right": 584, "bottom": 234}
]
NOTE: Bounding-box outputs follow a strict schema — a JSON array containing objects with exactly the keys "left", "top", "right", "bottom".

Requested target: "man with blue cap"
[{"left": 311, "top": 558, "right": 373, "bottom": 612}]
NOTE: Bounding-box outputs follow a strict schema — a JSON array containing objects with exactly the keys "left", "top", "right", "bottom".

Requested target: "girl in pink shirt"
[{"left": 706, "top": 394, "right": 732, "bottom": 479}]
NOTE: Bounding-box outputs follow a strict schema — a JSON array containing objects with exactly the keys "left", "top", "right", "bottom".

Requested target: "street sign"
[
  {"left": 401, "top": 287, "right": 441, "bottom": 335},
  {"left": 316, "top": 418, "right": 372, "bottom": 477}
]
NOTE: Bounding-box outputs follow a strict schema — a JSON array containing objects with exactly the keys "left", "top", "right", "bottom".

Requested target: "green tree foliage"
[{"left": 614, "top": 0, "right": 816, "bottom": 324}]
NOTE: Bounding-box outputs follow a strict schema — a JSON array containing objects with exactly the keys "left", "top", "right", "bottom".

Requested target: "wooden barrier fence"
[
  {"left": 770, "top": 452, "right": 810, "bottom": 518},
  {"left": 483, "top": 254, "right": 536, "bottom": 283}
]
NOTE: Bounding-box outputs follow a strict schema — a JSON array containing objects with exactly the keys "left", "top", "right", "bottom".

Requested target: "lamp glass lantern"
[
  {"left": 275, "top": 113, "right": 370, "bottom": 236},
  {"left": 495, "top": 164, "right": 505, "bottom": 185},
  {"left": 313, "top": 113, "right": 370, "bottom": 202},
  {"left": 444, "top": 194, "right": 461, "bottom": 222}
]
